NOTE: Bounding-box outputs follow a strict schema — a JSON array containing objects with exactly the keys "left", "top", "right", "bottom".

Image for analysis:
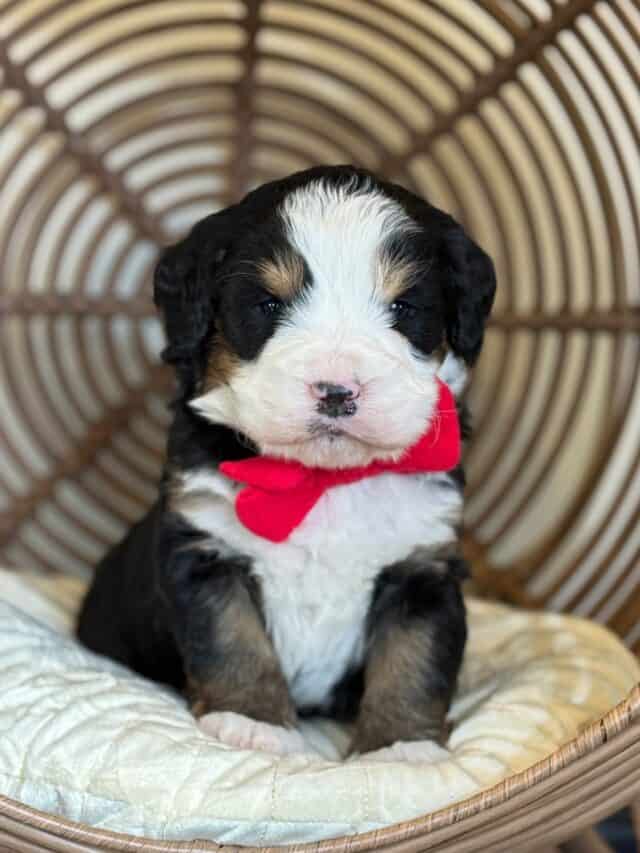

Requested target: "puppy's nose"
[
  {"left": 310, "top": 381, "right": 360, "bottom": 401},
  {"left": 310, "top": 381, "right": 360, "bottom": 418}
]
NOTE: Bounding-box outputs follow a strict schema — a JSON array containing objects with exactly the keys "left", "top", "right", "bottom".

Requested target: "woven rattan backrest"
[{"left": 1, "top": 1, "right": 638, "bottom": 651}]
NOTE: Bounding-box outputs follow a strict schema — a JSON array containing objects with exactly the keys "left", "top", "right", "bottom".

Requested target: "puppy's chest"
[{"left": 177, "top": 468, "right": 461, "bottom": 708}]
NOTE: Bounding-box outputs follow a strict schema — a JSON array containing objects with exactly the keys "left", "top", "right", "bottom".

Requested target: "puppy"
[{"left": 77, "top": 165, "right": 496, "bottom": 756}]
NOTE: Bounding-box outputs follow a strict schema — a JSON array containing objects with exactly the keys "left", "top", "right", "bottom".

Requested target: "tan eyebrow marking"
[
  {"left": 377, "top": 254, "right": 422, "bottom": 301},
  {"left": 257, "top": 251, "right": 305, "bottom": 300}
]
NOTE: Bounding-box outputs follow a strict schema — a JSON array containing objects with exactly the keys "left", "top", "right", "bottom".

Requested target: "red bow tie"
[{"left": 220, "top": 379, "right": 460, "bottom": 543}]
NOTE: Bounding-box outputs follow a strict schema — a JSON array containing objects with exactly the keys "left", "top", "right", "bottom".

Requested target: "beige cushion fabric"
[{"left": 0, "top": 568, "right": 638, "bottom": 845}]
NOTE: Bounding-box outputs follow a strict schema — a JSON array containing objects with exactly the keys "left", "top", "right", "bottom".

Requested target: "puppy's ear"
[
  {"left": 153, "top": 210, "right": 231, "bottom": 394},
  {"left": 441, "top": 224, "right": 496, "bottom": 365}
]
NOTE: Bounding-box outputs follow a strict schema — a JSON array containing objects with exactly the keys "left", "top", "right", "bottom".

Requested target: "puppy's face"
[
  {"left": 194, "top": 186, "right": 446, "bottom": 468},
  {"left": 155, "top": 167, "right": 496, "bottom": 468}
]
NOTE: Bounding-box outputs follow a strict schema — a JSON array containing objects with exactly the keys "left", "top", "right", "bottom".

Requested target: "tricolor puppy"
[{"left": 77, "top": 166, "right": 496, "bottom": 757}]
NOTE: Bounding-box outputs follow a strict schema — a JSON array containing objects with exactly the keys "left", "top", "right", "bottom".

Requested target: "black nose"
[{"left": 312, "top": 382, "right": 359, "bottom": 418}]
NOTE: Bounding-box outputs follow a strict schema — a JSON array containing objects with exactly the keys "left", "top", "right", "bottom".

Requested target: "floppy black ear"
[
  {"left": 441, "top": 224, "right": 496, "bottom": 365},
  {"left": 153, "top": 210, "right": 232, "bottom": 394}
]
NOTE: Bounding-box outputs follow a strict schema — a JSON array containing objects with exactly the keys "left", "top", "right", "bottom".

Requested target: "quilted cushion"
[{"left": 0, "top": 568, "right": 638, "bottom": 845}]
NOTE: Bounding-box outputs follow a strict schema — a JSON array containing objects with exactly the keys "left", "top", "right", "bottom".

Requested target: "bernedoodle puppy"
[{"left": 77, "top": 165, "right": 496, "bottom": 757}]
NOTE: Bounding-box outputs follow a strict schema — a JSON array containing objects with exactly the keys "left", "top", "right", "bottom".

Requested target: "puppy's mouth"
[
  {"left": 308, "top": 420, "right": 346, "bottom": 439},
  {"left": 256, "top": 419, "right": 412, "bottom": 469},
  {"left": 305, "top": 419, "right": 408, "bottom": 454}
]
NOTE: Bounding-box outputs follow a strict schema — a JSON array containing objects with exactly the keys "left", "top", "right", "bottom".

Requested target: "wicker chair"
[{"left": 0, "top": 1, "right": 638, "bottom": 851}]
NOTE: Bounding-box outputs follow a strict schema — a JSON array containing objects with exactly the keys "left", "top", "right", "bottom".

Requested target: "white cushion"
[{"left": 0, "top": 568, "right": 638, "bottom": 845}]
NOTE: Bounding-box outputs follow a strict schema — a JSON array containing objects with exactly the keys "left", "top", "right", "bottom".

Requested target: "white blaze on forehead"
[{"left": 280, "top": 180, "right": 418, "bottom": 331}]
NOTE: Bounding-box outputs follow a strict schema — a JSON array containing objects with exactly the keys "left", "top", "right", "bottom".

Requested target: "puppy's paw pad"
[
  {"left": 359, "top": 739, "right": 451, "bottom": 764},
  {"left": 198, "top": 711, "right": 311, "bottom": 756}
]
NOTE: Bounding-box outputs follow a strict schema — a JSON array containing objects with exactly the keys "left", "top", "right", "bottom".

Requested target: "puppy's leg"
[
  {"left": 161, "top": 533, "right": 296, "bottom": 729},
  {"left": 350, "top": 549, "right": 467, "bottom": 756},
  {"left": 186, "top": 578, "right": 296, "bottom": 728},
  {"left": 185, "top": 566, "right": 307, "bottom": 754}
]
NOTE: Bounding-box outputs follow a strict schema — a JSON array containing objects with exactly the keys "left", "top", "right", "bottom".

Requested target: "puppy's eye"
[
  {"left": 258, "top": 297, "right": 283, "bottom": 316},
  {"left": 390, "top": 300, "right": 418, "bottom": 320}
]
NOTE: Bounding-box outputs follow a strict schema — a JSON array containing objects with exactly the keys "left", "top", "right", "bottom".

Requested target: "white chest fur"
[{"left": 176, "top": 468, "right": 462, "bottom": 709}]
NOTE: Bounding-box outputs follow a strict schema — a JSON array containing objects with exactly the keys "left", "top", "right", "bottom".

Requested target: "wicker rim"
[{"left": 0, "top": 683, "right": 638, "bottom": 853}]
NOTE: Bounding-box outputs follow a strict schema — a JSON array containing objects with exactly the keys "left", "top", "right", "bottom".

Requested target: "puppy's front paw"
[
  {"left": 355, "top": 739, "right": 451, "bottom": 764},
  {"left": 198, "top": 711, "right": 314, "bottom": 756}
]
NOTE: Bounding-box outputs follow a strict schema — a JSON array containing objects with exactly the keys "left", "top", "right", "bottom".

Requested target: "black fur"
[
  {"left": 326, "top": 551, "right": 468, "bottom": 723},
  {"left": 76, "top": 501, "right": 183, "bottom": 687},
  {"left": 77, "top": 165, "right": 495, "bottom": 748},
  {"left": 378, "top": 174, "right": 496, "bottom": 364},
  {"left": 368, "top": 550, "right": 468, "bottom": 698}
]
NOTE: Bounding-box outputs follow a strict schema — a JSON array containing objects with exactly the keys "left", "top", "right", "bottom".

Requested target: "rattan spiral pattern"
[{"left": 0, "top": 0, "right": 639, "bottom": 649}]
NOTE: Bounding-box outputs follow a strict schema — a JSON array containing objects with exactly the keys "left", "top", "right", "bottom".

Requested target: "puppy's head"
[{"left": 155, "top": 166, "right": 495, "bottom": 469}]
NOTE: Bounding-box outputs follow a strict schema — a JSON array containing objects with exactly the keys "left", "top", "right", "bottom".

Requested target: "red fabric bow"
[{"left": 220, "top": 379, "right": 460, "bottom": 543}]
